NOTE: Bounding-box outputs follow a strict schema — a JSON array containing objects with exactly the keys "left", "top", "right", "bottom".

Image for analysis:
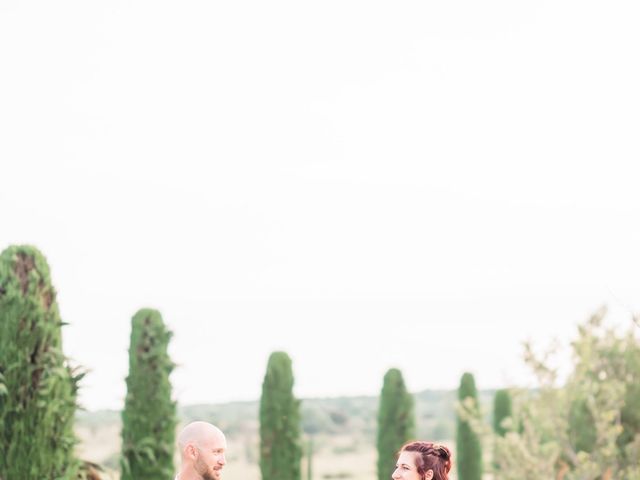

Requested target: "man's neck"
[{"left": 176, "top": 468, "right": 203, "bottom": 480}]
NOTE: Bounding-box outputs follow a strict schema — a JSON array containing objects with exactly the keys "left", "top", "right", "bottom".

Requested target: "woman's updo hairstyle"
[{"left": 399, "top": 441, "right": 452, "bottom": 480}]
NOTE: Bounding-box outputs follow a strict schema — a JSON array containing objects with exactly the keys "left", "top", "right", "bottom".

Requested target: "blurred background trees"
[
  {"left": 0, "top": 246, "right": 81, "bottom": 479},
  {"left": 481, "top": 308, "right": 640, "bottom": 480},
  {"left": 120, "top": 309, "right": 176, "bottom": 480},
  {"left": 260, "top": 351, "right": 302, "bottom": 480},
  {"left": 376, "top": 368, "right": 414, "bottom": 480},
  {"left": 492, "top": 389, "right": 512, "bottom": 438},
  {"left": 2, "top": 242, "right": 639, "bottom": 480},
  {"left": 456, "top": 372, "right": 482, "bottom": 480}
]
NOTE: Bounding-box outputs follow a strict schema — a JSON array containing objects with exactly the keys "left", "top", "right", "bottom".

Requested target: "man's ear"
[
  {"left": 187, "top": 444, "right": 198, "bottom": 459},
  {"left": 424, "top": 470, "right": 434, "bottom": 480}
]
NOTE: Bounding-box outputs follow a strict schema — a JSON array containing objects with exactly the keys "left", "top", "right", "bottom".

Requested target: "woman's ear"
[{"left": 424, "top": 470, "right": 434, "bottom": 480}]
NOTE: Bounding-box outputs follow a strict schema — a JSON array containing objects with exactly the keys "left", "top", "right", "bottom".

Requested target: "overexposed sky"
[{"left": 1, "top": 0, "right": 639, "bottom": 411}]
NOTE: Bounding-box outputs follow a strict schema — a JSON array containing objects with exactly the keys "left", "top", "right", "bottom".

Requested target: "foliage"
[
  {"left": 260, "top": 351, "right": 302, "bottom": 480},
  {"left": 492, "top": 389, "right": 512, "bottom": 437},
  {"left": 376, "top": 368, "right": 415, "bottom": 480},
  {"left": 486, "top": 307, "right": 640, "bottom": 480},
  {"left": 0, "top": 245, "right": 81, "bottom": 479},
  {"left": 456, "top": 372, "right": 483, "bottom": 480},
  {"left": 120, "top": 309, "right": 176, "bottom": 480}
]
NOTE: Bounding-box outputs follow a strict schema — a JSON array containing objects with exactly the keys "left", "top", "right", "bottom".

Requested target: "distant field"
[
  {"left": 76, "top": 423, "right": 380, "bottom": 480},
  {"left": 76, "top": 429, "right": 459, "bottom": 480},
  {"left": 75, "top": 391, "right": 497, "bottom": 479}
]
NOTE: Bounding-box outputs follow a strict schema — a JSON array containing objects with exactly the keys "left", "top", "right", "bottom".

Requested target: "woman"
[{"left": 392, "top": 441, "right": 452, "bottom": 480}]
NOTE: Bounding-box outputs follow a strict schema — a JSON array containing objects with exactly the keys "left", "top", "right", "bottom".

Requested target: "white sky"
[{"left": 1, "top": 0, "right": 639, "bottom": 411}]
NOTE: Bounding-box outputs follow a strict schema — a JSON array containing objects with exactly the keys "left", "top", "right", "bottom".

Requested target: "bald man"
[{"left": 175, "top": 421, "right": 227, "bottom": 480}]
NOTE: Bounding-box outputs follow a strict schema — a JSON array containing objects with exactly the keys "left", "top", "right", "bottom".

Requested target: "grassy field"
[
  {"left": 75, "top": 390, "right": 498, "bottom": 480},
  {"left": 76, "top": 425, "right": 381, "bottom": 480},
  {"left": 76, "top": 425, "right": 464, "bottom": 480}
]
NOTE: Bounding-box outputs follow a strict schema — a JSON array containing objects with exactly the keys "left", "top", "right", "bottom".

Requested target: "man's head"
[{"left": 177, "top": 421, "right": 227, "bottom": 480}]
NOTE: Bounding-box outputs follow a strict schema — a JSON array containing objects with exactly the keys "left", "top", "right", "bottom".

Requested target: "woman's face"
[{"left": 392, "top": 452, "right": 428, "bottom": 480}]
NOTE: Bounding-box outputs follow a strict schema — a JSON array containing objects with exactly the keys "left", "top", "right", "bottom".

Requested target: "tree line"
[{"left": 1, "top": 246, "right": 639, "bottom": 479}]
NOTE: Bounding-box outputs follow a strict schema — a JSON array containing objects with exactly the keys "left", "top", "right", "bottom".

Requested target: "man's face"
[{"left": 193, "top": 432, "right": 227, "bottom": 480}]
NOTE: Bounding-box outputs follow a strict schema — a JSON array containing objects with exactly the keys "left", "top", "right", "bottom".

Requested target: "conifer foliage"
[
  {"left": 260, "top": 351, "right": 302, "bottom": 480},
  {"left": 121, "top": 308, "right": 176, "bottom": 480},
  {"left": 493, "top": 389, "right": 512, "bottom": 437},
  {"left": 0, "top": 245, "right": 81, "bottom": 479},
  {"left": 376, "top": 368, "right": 415, "bottom": 480},
  {"left": 456, "top": 372, "right": 482, "bottom": 480}
]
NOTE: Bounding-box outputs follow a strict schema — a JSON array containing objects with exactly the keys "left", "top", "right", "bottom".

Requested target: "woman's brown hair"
[{"left": 399, "top": 441, "right": 452, "bottom": 480}]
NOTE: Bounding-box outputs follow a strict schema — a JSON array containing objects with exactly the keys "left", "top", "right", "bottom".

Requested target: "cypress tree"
[
  {"left": 376, "top": 368, "right": 415, "bottom": 480},
  {"left": 121, "top": 308, "right": 176, "bottom": 480},
  {"left": 456, "top": 372, "right": 482, "bottom": 480},
  {"left": 259, "top": 351, "right": 302, "bottom": 480},
  {"left": 492, "top": 389, "right": 512, "bottom": 436},
  {"left": 0, "top": 245, "right": 81, "bottom": 479}
]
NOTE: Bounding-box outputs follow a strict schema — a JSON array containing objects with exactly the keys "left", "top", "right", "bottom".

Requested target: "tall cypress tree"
[
  {"left": 376, "top": 368, "right": 415, "bottom": 480},
  {"left": 457, "top": 372, "right": 482, "bottom": 480},
  {"left": 0, "top": 245, "right": 81, "bottom": 479},
  {"left": 121, "top": 308, "right": 176, "bottom": 480},
  {"left": 260, "top": 351, "right": 302, "bottom": 480},
  {"left": 493, "top": 389, "right": 512, "bottom": 436}
]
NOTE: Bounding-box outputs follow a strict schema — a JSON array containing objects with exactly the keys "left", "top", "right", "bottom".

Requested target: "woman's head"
[{"left": 392, "top": 441, "right": 452, "bottom": 480}]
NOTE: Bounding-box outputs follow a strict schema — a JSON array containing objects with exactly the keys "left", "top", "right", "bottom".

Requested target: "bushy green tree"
[
  {"left": 121, "top": 309, "right": 176, "bottom": 480},
  {"left": 617, "top": 319, "right": 640, "bottom": 458},
  {"left": 457, "top": 372, "right": 482, "bottom": 480},
  {"left": 493, "top": 389, "right": 512, "bottom": 437},
  {"left": 260, "top": 351, "right": 302, "bottom": 480},
  {"left": 376, "top": 368, "right": 415, "bottom": 480},
  {"left": 484, "top": 307, "right": 640, "bottom": 480},
  {"left": 0, "top": 245, "right": 81, "bottom": 479}
]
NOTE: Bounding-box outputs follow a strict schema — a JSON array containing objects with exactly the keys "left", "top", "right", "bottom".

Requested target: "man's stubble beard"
[
  {"left": 195, "top": 457, "right": 221, "bottom": 480},
  {"left": 202, "top": 468, "right": 221, "bottom": 480}
]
